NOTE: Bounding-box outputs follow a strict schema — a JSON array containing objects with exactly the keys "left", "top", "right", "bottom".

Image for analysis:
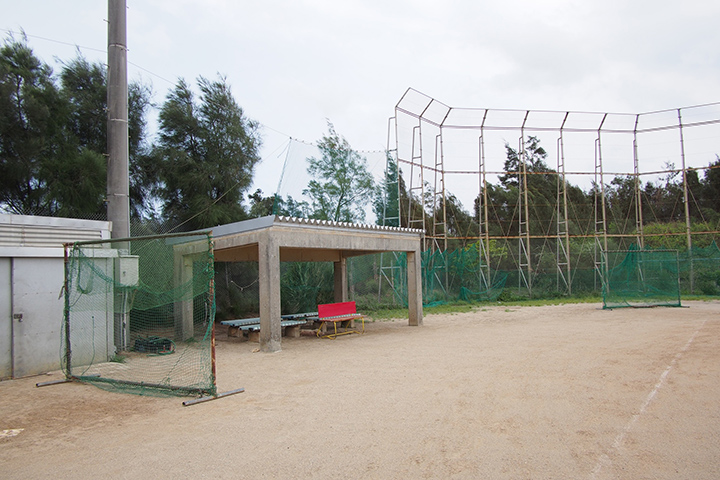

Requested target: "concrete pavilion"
[{"left": 204, "top": 215, "right": 425, "bottom": 352}]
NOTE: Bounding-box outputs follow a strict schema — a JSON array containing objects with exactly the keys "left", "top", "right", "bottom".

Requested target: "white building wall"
[{"left": 0, "top": 215, "right": 112, "bottom": 379}]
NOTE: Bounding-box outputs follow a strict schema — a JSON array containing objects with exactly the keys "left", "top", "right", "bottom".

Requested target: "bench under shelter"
[{"left": 175, "top": 215, "right": 425, "bottom": 353}]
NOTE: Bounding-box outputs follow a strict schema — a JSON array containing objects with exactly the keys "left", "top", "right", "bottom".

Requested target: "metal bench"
[{"left": 221, "top": 314, "right": 315, "bottom": 341}]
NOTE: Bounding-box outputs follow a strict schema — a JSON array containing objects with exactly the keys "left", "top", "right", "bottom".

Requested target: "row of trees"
[
  {"left": 0, "top": 38, "right": 244, "bottom": 228},
  {"left": 4, "top": 35, "right": 719, "bottom": 265},
  {"left": 365, "top": 137, "right": 720, "bottom": 299},
  {"left": 1, "top": 37, "right": 148, "bottom": 218},
  {"left": 1, "top": 35, "right": 380, "bottom": 232},
  {"left": 373, "top": 136, "right": 720, "bottom": 252},
  {"left": 248, "top": 122, "right": 376, "bottom": 223}
]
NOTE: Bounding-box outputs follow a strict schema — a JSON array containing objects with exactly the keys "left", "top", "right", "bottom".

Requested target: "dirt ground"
[{"left": 2, "top": 301, "right": 720, "bottom": 479}]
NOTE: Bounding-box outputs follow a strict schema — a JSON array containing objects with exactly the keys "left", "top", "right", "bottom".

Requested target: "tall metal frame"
[
  {"left": 431, "top": 130, "right": 449, "bottom": 299},
  {"left": 556, "top": 112, "right": 571, "bottom": 294},
  {"left": 432, "top": 132, "right": 448, "bottom": 253},
  {"left": 677, "top": 108, "right": 694, "bottom": 293},
  {"left": 633, "top": 114, "right": 644, "bottom": 248},
  {"left": 390, "top": 88, "right": 720, "bottom": 297},
  {"left": 593, "top": 114, "right": 609, "bottom": 287},
  {"left": 517, "top": 113, "right": 532, "bottom": 293},
  {"left": 377, "top": 116, "right": 405, "bottom": 304},
  {"left": 478, "top": 116, "right": 491, "bottom": 292},
  {"left": 407, "top": 122, "right": 426, "bottom": 234}
]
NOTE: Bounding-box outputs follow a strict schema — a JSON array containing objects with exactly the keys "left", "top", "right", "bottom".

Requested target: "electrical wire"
[
  {"left": 1, "top": 28, "right": 386, "bottom": 155},
  {"left": 0, "top": 27, "right": 106, "bottom": 54}
]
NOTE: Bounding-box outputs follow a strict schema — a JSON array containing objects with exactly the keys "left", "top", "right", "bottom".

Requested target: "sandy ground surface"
[{"left": 2, "top": 301, "right": 720, "bottom": 479}]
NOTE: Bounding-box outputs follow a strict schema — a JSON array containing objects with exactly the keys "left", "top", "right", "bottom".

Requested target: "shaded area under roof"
[{"left": 196, "top": 215, "right": 425, "bottom": 352}]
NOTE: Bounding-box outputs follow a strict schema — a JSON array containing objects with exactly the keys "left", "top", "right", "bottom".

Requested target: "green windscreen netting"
[
  {"left": 601, "top": 246, "right": 681, "bottom": 309},
  {"left": 62, "top": 232, "right": 216, "bottom": 397},
  {"left": 363, "top": 246, "right": 507, "bottom": 308},
  {"left": 679, "top": 241, "right": 720, "bottom": 295}
]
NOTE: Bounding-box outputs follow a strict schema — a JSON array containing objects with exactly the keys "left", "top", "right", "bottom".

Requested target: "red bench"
[{"left": 316, "top": 301, "right": 365, "bottom": 339}]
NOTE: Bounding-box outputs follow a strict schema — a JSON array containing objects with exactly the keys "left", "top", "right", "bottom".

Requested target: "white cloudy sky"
[{"left": 3, "top": 0, "right": 720, "bottom": 203}]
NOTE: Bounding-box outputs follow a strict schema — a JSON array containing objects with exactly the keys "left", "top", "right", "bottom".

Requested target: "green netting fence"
[
  {"left": 62, "top": 232, "right": 216, "bottom": 397},
  {"left": 211, "top": 241, "right": 720, "bottom": 322},
  {"left": 679, "top": 241, "right": 720, "bottom": 296},
  {"left": 601, "top": 245, "right": 682, "bottom": 309},
  {"left": 345, "top": 247, "right": 508, "bottom": 309}
]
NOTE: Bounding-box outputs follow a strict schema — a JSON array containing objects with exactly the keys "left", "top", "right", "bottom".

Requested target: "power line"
[
  {"left": 1, "top": 27, "right": 388, "bottom": 153},
  {"left": 1, "top": 27, "right": 106, "bottom": 54},
  {"left": 2, "top": 28, "right": 177, "bottom": 86},
  {"left": 127, "top": 60, "right": 174, "bottom": 86}
]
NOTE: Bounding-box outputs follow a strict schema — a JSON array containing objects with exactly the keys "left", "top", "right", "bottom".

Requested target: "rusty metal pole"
[
  {"left": 557, "top": 112, "right": 571, "bottom": 294},
  {"left": 633, "top": 114, "right": 644, "bottom": 248},
  {"left": 678, "top": 108, "right": 694, "bottom": 293},
  {"left": 519, "top": 112, "right": 532, "bottom": 295}
]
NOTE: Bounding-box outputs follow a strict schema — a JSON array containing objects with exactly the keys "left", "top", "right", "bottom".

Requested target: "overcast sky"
[{"left": 3, "top": 0, "right": 720, "bottom": 204}]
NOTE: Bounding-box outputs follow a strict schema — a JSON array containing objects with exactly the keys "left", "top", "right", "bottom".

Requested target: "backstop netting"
[
  {"left": 679, "top": 241, "right": 720, "bottom": 296},
  {"left": 342, "top": 247, "right": 507, "bottom": 310},
  {"left": 62, "top": 232, "right": 216, "bottom": 397},
  {"left": 601, "top": 247, "right": 681, "bottom": 309}
]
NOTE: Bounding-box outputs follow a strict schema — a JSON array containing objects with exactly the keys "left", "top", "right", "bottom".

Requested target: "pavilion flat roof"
[
  {"left": 210, "top": 215, "right": 424, "bottom": 239},
  {"left": 208, "top": 215, "right": 424, "bottom": 263}
]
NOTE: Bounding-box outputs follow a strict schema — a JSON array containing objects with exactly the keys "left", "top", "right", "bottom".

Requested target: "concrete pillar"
[
  {"left": 407, "top": 249, "right": 423, "bottom": 326},
  {"left": 258, "top": 234, "right": 282, "bottom": 352},
  {"left": 107, "top": 0, "right": 130, "bottom": 240},
  {"left": 174, "top": 254, "right": 194, "bottom": 341},
  {"left": 334, "top": 256, "right": 348, "bottom": 302}
]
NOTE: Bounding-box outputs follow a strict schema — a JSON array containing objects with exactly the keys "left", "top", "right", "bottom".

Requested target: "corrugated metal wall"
[{"left": 0, "top": 214, "right": 111, "bottom": 248}]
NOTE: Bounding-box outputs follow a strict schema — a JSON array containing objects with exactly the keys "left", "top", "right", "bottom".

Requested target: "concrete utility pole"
[{"left": 107, "top": 0, "right": 130, "bottom": 239}]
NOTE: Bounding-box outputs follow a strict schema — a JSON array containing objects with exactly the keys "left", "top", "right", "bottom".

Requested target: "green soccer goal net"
[
  {"left": 62, "top": 232, "right": 216, "bottom": 397},
  {"left": 601, "top": 246, "right": 681, "bottom": 309}
]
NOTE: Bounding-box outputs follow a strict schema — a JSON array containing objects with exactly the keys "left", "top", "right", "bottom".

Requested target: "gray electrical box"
[{"left": 114, "top": 255, "right": 139, "bottom": 287}]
